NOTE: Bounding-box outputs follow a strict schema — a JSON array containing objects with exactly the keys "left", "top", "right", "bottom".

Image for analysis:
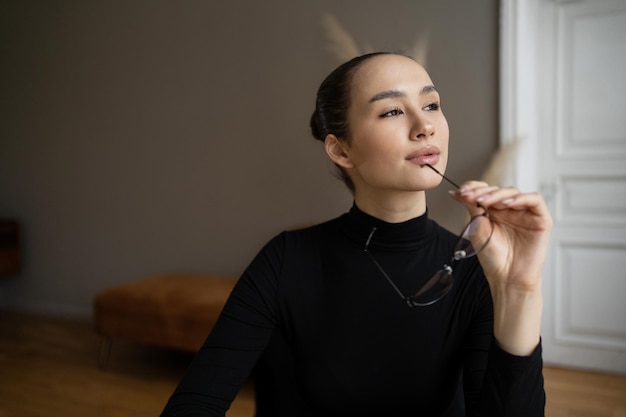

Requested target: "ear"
[{"left": 324, "top": 134, "right": 353, "bottom": 168}]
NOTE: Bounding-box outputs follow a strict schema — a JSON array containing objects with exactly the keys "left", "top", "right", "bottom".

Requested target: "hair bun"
[{"left": 310, "top": 108, "right": 326, "bottom": 141}]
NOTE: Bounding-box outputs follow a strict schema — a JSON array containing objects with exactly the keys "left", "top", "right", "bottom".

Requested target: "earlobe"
[{"left": 324, "top": 134, "right": 353, "bottom": 168}]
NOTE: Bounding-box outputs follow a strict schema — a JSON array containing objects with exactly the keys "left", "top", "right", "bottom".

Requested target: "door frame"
[{"left": 499, "top": 0, "right": 543, "bottom": 193}]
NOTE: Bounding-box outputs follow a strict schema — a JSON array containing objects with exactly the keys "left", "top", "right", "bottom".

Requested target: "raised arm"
[{"left": 451, "top": 182, "right": 553, "bottom": 356}]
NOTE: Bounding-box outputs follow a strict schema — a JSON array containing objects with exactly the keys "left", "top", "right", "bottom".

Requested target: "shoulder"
[
  {"left": 281, "top": 217, "right": 343, "bottom": 246},
  {"left": 250, "top": 216, "right": 343, "bottom": 268}
]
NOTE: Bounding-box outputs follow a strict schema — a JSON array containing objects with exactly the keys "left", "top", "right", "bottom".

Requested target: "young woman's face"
[{"left": 341, "top": 54, "right": 449, "bottom": 195}]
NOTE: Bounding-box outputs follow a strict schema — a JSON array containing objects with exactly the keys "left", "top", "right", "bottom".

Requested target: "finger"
[
  {"left": 481, "top": 190, "right": 543, "bottom": 210},
  {"left": 452, "top": 184, "right": 515, "bottom": 211},
  {"left": 474, "top": 186, "right": 521, "bottom": 208},
  {"left": 483, "top": 192, "right": 553, "bottom": 232},
  {"left": 457, "top": 180, "right": 491, "bottom": 192},
  {"left": 449, "top": 189, "right": 493, "bottom": 217},
  {"left": 494, "top": 192, "right": 553, "bottom": 222}
]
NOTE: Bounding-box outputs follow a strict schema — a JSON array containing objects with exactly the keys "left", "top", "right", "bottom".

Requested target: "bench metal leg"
[{"left": 98, "top": 336, "right": 112, "bottom": 370}]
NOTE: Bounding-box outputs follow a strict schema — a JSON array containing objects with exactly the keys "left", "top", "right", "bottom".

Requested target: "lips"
[{"left": 406, "top": 146, "right": 441, "bottom": 166}]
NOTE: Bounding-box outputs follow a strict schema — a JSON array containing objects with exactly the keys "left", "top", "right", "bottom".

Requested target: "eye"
[
  {"left": 424, "top": 102, "right": 441, "bottom": 111},
  {"left": 380, "top": 107, "right": 404, "bottom": 118}
]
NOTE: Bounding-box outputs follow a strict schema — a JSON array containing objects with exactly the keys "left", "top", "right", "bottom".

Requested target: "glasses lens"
[
  {"left": 456, "top": 214, "right": 493, "bottom": 259},
  {"left": 409, "top": 268, "right": 454, "bottom": 306}
]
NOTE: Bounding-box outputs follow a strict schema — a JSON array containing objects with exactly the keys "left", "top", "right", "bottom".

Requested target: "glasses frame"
[{"left": 362, "top": 165, "right": 494, "bottom": 307}]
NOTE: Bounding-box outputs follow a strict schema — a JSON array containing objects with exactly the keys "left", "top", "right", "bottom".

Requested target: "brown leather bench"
[{"left": 93, "top": 273, "right": 237, "bottom": 368}]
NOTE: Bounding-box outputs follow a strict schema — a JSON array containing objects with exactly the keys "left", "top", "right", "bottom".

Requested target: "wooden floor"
[{"left": 0, "top": 311, "right": 625, "bottom": 417}]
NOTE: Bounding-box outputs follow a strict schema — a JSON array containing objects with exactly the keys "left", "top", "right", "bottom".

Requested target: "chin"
[{"left": 418, "top": 178, "right": 444, "bottom": 191}]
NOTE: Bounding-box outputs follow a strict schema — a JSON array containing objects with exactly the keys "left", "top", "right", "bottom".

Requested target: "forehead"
[{"left": 350, "top": 54, "right": 434, "bottom": 101}]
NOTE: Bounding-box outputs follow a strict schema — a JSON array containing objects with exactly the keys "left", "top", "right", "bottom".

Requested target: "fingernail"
[{"left": 502, "top": 197, "right": 515, "bottom": 204}]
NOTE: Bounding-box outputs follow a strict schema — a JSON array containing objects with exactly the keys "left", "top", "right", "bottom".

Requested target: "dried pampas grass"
[
  {"left": 321, "top": 14, "right": 369, "bottom": 63},
  {"left": 321, "top": 13, "right": 429, "bottom": 67},
  {"left": 481, "top": 138, "right": 522, "bottom": 187}
]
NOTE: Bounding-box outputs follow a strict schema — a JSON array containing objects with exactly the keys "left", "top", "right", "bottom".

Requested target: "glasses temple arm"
[
  {"left": 364, "top": 227, "right": 408, "bottom": 302},
  {"left": 425, "top": 164, "right": 461, "bottom": 189},
  {"left": 427, "top": 164, "right": 490, "bottom": 212}
]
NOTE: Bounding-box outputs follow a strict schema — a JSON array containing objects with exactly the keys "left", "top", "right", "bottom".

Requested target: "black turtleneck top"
[{"left": 161, "top": 205, "right": 545, "bottom": 417}]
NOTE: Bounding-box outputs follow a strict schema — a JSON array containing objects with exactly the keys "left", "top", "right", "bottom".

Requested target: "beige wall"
[{"left": 0, "top": 0, "right": 499, "bottom": 318}]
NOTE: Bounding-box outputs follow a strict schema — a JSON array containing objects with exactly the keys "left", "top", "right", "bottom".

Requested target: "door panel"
[{"left": 502, "top": 0, "right": 626, "bottom": 374}]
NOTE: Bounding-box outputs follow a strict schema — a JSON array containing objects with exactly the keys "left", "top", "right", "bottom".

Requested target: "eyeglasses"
[{"left": 363, "top": 164, "right": 494, "bottom": 307}]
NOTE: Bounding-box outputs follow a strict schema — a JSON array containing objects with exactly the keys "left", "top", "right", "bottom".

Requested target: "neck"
[{"left": 353, "top": 190, "right": 427, "bottom": 223}]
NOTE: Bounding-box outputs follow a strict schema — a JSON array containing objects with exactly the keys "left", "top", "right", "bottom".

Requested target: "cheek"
[
  {"left": 440, "top": 121, "right": 451, "bottom": 170},
  {"left": 346, "top": 129, "right": 385, "bottom": 163},
  {"left": 439, "top": 115, "right": 450, "bottom": 138},
  {"left": 355, "top": 137, "right": 400, "bottom": 167},
  {"left": 437, "top": 118, "right": 450, "bottom": 149}
]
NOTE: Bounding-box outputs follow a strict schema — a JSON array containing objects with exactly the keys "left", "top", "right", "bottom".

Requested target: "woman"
[{"left": 161, "top": 52, "right": 552, "bottom": 416}]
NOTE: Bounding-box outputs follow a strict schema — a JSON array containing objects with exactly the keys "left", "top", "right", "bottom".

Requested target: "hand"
[
  {"left": 450, "top": 181, "right": 553, "bottom": 355},
  {"left": 450, "top": 181, "right": 553, "bottom": 293}
]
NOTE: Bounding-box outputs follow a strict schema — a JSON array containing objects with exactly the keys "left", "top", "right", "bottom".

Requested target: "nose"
[{"left": 410, "top": 114, "right": 434, "bottom": 140}]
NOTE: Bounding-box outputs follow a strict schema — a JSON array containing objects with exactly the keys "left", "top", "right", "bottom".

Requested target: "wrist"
[{"left": 491, "top": 282, "right": 543, "bottom": 356}]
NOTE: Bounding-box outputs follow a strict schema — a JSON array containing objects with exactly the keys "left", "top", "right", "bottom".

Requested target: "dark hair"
[{"left": 310, "top": 52, "right": 405, "bottom": 192}]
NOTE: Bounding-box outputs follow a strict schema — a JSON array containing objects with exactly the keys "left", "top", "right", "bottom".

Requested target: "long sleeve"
[
  {"left": 479, "top": 340, "right": 545, "bottom": 416},
  {"left": 160, "top": 207, "right": 546, "bottom": 416},
  {"left": 159, "top": 234, "right": 286, "bottom": 416},
  {"left": 461, "top": 270, "right": 545, "bottom": 417}
]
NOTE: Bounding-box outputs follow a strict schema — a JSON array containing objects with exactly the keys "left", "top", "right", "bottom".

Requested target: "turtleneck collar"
[{"left": 339, "top": 202, "right": 436, "bottom": 252}]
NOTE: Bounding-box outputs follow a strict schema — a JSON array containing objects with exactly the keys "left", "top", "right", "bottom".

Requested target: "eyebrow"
[{"left": 368, "top": 85, "right": 438, "bottom": 103}]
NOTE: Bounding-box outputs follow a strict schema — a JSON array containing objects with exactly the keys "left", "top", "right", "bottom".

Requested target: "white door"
[{"left": 501, "top": 0, "right": 626, "bottom": 374}]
